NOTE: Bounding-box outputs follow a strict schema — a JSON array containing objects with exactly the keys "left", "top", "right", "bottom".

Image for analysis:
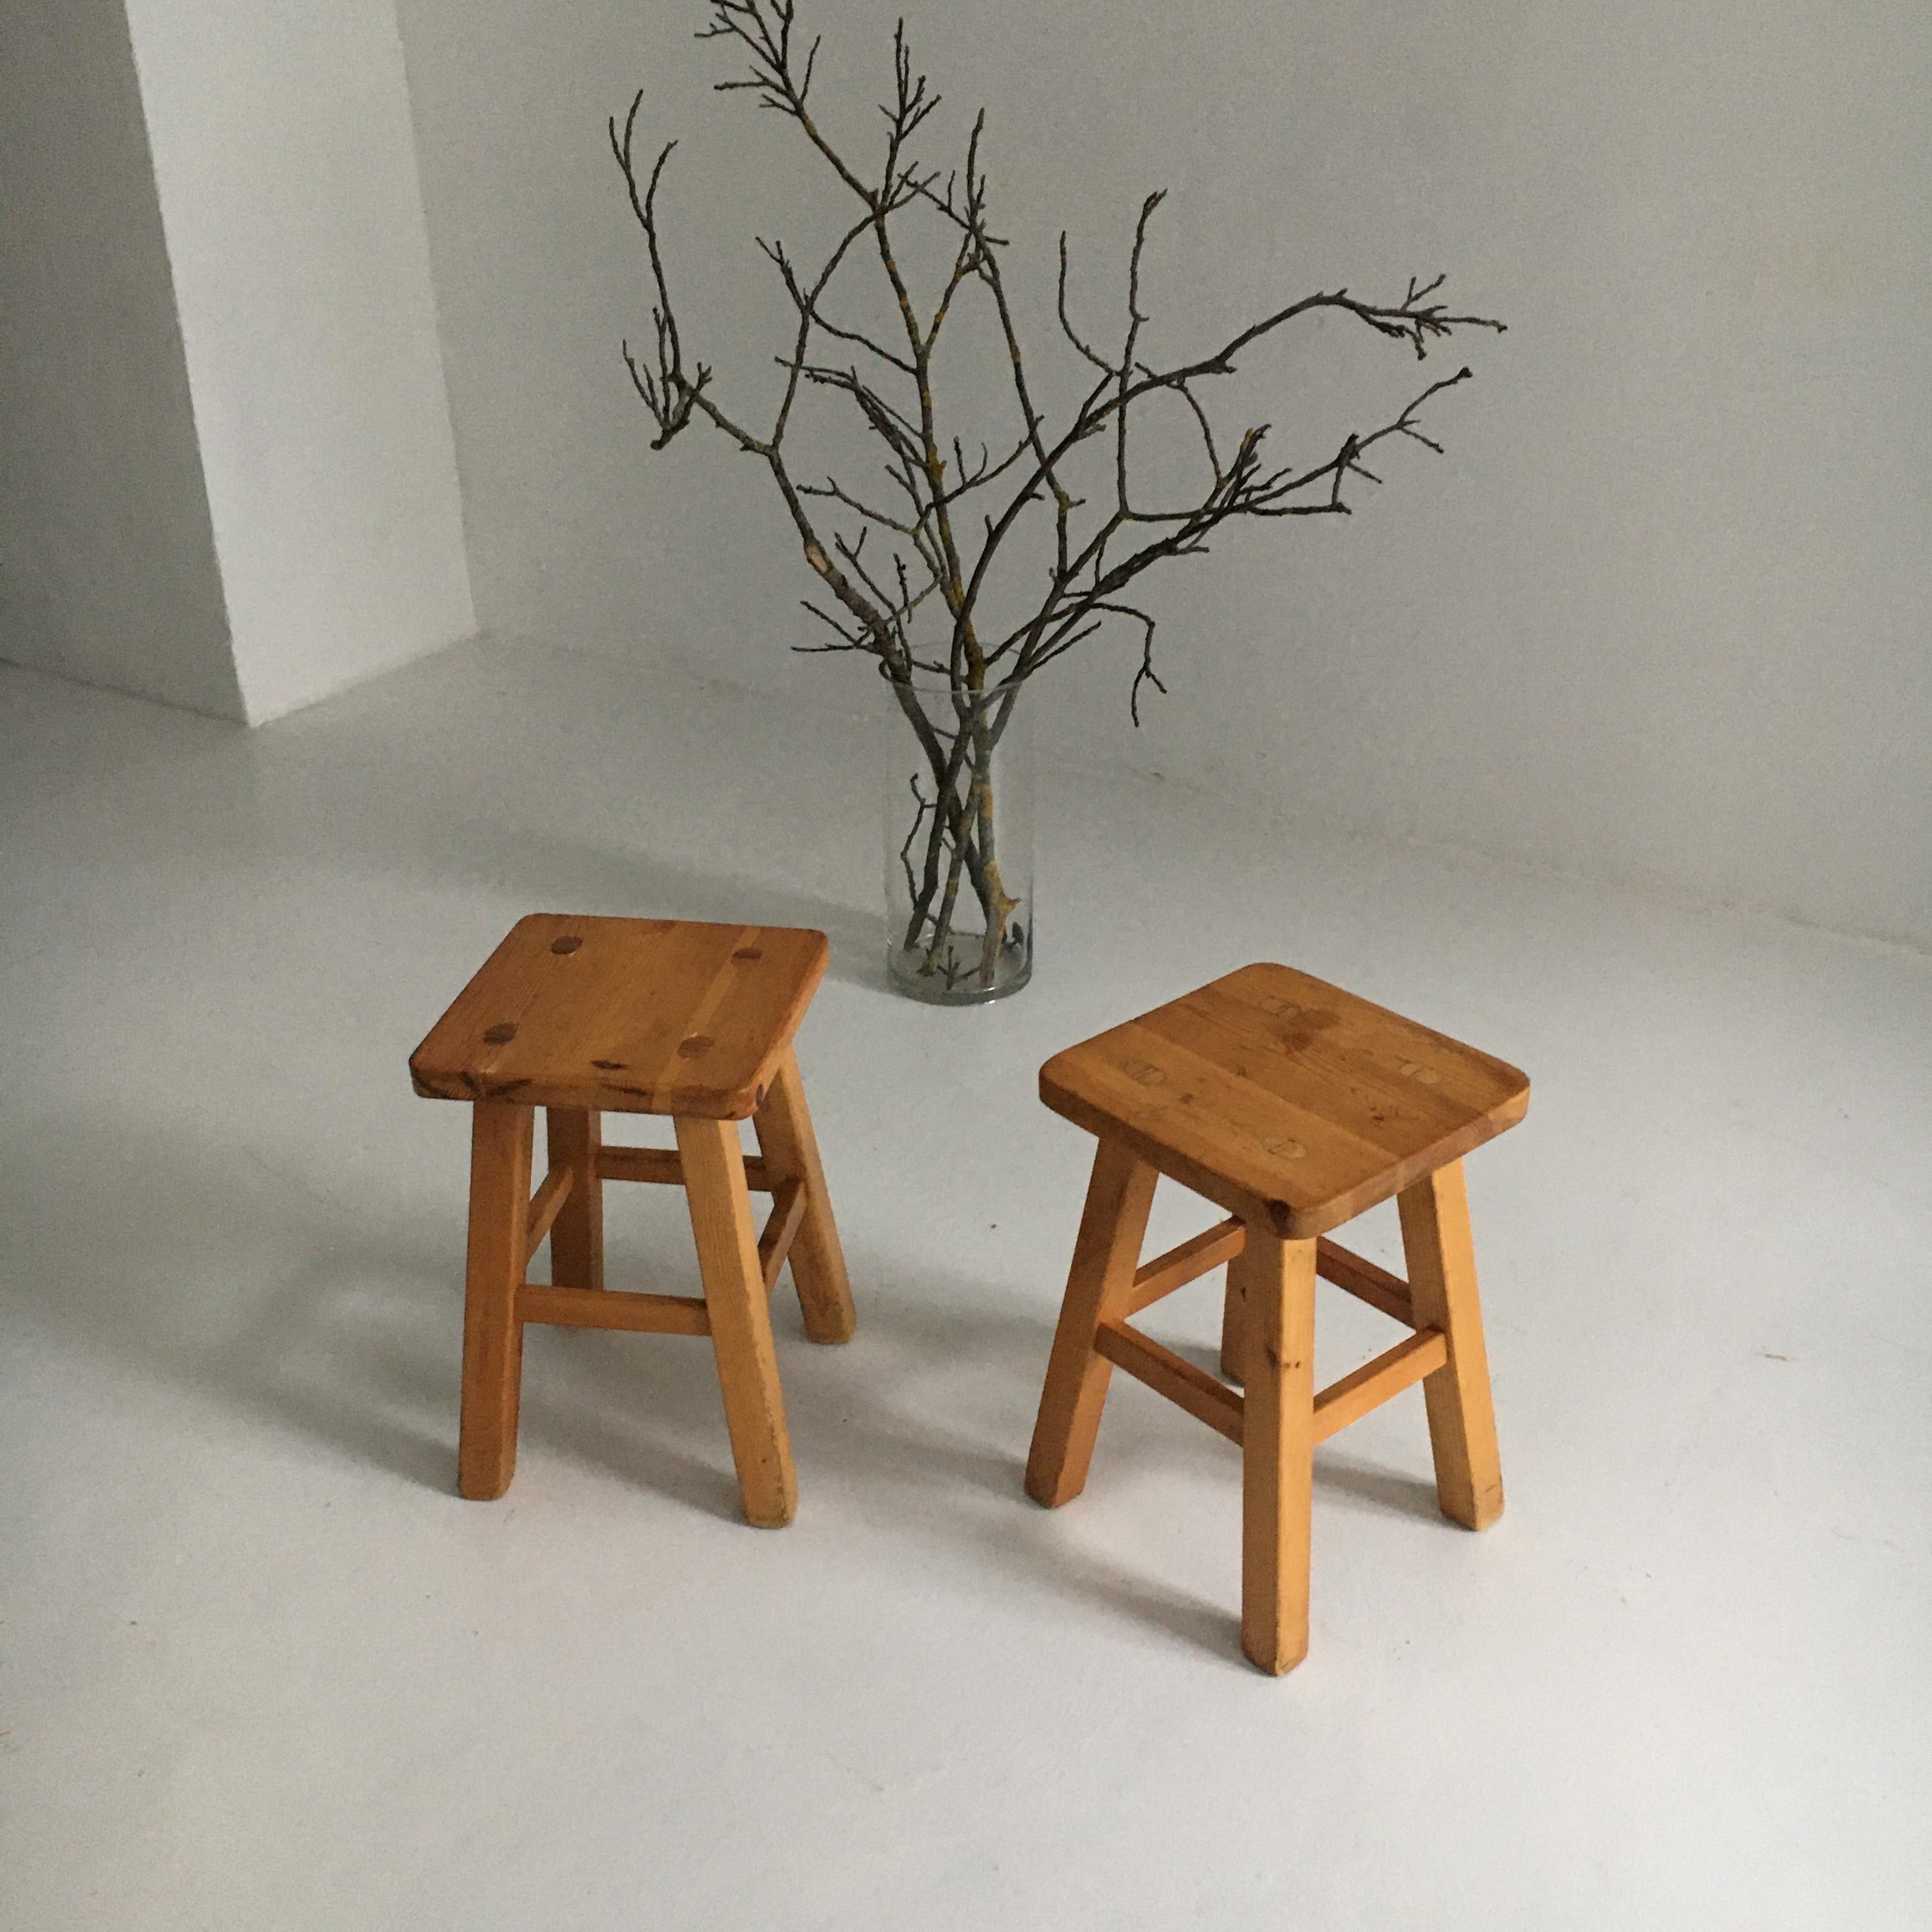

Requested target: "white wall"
[
  {"left": 399, "top": 0, "right": 1931, "bottom": 947},
  {"left": 125, "top": 0, "right": 475, "bottom": 724},
  {"left": 0, "top": 0, "right": 242, "bottom": 720}
]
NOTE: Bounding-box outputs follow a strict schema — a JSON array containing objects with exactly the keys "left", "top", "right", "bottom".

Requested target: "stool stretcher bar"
[
  {"left": 514, "top": 1163, "right": 807, "bottom": 1335},
  {"left": 1310, "top": 1328, "right": 1446, "bottom": 1441},
  {"left": 1094, "top": 1317, "right": 1450, "bottom": 1448},
  {"left": 1095, "top": 1319, "right": 1245, "bottom": 1443},
  {"left": 1314, "top": 1239, "right": 1413, "bottom": 1326},
  {"left": 1126, "top": 1215, "right": 1418, "bottom": 1331},
  {"left": 1129, "top": 1217, "right": 1246, "bottom": 1314},
  {"left": 518, "top": 1284, "right": 712, "bottom": 1335},
  {"left": 597, "top": 1145, "right": 774, "bottom": 1192},
  {"left": 757, "top": 1180, "right": 807, "bottom": 1294},
  {"left": 523, "top": 1165, "right": 574, "bottom": 1266}
]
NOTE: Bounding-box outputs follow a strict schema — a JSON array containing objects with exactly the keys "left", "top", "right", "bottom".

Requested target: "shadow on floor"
[
  {"left": 172, "top": 647, "right": 893, "bottom": 992},
  {"left": 10, "top": 1107, "right": 1448, "bottom": 1666}
]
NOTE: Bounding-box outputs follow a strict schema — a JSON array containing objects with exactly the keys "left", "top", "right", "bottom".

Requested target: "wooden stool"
[
  {"left": 409, "top": 914, "right": 855, "bottom": 1527},
  {"left": 1024, "top": 963, "right": 1528, "bottom": 1672}
]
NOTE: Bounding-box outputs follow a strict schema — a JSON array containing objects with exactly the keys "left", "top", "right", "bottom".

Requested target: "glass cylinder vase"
[{"left": 881, "top": 671, "right": 1034, "bottom": 1004}]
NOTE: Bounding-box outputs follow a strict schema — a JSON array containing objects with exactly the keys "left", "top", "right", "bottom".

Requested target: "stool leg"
[
  {"left": 1238, "top": 1224, "right": 1318, "bottom": 1675},
  {"left": 676, "top": 1114, "right": 798, "bottom": 1528},
  {"left": 545, "top": 1107, "right": 603, "bottom": 1293},
  {"left": 458, "top": 1101, "right": 534, "bottom": 1500},
  {"left": 1398, "top": 1160, "right": 1504, "bottom": 1530},
  {"left": 1219, "top": 1266, "right": 1246, "bottom": 1384},
  {"left": 1024, "top": 1140, "right": 1158, "bottom": 1508},
  {"left": 753, "top": 1049, "right": 855, "bottom": 1344}
]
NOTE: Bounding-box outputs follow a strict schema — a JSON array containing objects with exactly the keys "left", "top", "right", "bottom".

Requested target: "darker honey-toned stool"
[
  {"left": 1024, "top": 963, "right": 1528, "bottom": 1673},
  {"left": 409, "top": 914, "right": 855, "bottom": 1527}
]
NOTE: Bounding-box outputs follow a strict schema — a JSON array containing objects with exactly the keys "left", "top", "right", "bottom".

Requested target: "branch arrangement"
[{"left": 614, "top": 0, "right": 1505, "bottom": 990}]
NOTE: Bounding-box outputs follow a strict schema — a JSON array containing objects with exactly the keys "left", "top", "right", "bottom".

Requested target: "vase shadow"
[
  {"left": 452, "top": 825, "right": 887, "bottom": 995},
  {"left": 190, "top": 645, "right": 894, "bottom": 992}
]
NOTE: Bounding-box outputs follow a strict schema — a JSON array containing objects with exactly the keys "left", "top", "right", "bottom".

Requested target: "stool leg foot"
[
  {"left": 677, "top": 1115, "right": 799, "bottom": 1528},
  {"left": 1239, "top": 1225, "right": 1317, "bottom": 1675},
  {"left": 1219, "top": 1266, "right": 1246, "bottom": 1385},
  {"left": 753, "top": 1050, "right": 855, "bottom": 1344},
  {"left": 458, "top": 1101, "right": 534, "bottom": 1500},
  {"left": 1398, "top": 1160, "right": 1504, "bottom": 1531},
  {"left": 1025, "top": 1141, "right": 1158, "bottom": 1508},
  {"left": 545, "top": 1107, "right": 603, "bottom": 1293}
]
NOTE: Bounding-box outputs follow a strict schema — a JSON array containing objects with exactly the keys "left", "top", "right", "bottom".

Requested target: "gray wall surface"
[
  {"left": 397, "top": 0, "right": 1932, "bottom": 948},
  {"left": 0, "top": 0, "right": 241, "bottom": 720},
  {"left": 127, "top": 0, "right": 476, "bottom": 723}
]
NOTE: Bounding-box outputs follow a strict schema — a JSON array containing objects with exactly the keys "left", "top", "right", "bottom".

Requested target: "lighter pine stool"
[
  {"left": 1025, "top": 963, "right": 1529, "bottom": 1673},
  {"left": 409, "top": 914, "right": 855, "bottom": 1527}
]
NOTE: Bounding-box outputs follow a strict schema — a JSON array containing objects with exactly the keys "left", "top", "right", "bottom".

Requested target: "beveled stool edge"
[
  {"left": 408, "top": 912, "right": 831, "bottom": 1119},
  {"left": 408, "top": 1059, "right": 795, "bottom": 1120},
  {"left": 1039, "top": 1052, "right": 1529, "bottom": 1239}
]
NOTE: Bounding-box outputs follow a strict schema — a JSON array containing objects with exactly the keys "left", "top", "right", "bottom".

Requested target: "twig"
[{"left": 615, "top": 0, "right": 1505, "bottom": 981}]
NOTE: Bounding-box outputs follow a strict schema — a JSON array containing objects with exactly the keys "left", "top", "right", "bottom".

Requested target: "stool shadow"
[
  {"left": 5, "top": 1108, "right": 474, "bottom": 1492},
  {"left": 208, "top": 1257, "right": 456, "bottom": 1492},
  {"left": 454, "top": 825, "right": 887, "bottom": 995},
  {"left": 1160, "top": 1337, "right": 1446, "bottom": 1523},
  {"left": 824, "top": 1402, "right": 1244, "bottom": 1664},
  {"left": 774, "top": 1264, "right": 1447, "bottom": 1660},
  {"left": 1313, "top": 1452, "right": 1443, "bottom": 1522},
  {"left": 756, "top": 1271, "right": 1253, "bottom": 1665},
  {"left": 5, "top": 1109, "right": 825, "bottom": 1509},
  {"left": 336, "top": 816, "right": 881, "bottom": 995},
  {"left": 199, "top": 656, "right": 888, "bottom": 993},
  {"left": 516, "top": 1319, "right": 765, "bottom": 1523},
  {"left": 9, "top": 1109, "right": 1440, "bottom": 1660}
]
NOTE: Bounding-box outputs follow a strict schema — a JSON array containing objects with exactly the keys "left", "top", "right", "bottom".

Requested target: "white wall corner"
[
  {"left": 124, "top": 0, "right": 477, "bottom": 726},
  {"left": 0, "top": 0, "right": 244, "bottom": 721}
]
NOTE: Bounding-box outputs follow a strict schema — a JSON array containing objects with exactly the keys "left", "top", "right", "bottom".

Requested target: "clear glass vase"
[{"left": 881, "top": 671, "right": 1034, "bottom": 1004}]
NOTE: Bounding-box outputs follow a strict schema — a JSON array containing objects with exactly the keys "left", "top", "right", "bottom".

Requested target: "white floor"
[{"left": 4, "top": 638, "right": 1929, "bottom": 1930}]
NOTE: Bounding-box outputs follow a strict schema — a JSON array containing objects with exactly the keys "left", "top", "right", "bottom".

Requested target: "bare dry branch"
[{"left": 615, "top": 0, "right": 1503, "bottom": 984}]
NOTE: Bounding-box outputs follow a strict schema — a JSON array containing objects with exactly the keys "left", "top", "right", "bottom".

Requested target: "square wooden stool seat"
[
  {"left": 410, "top": 914, "right": 855, "bottom": 1526},
  {"left": 1025, "top": 963, "right": 1529, "bottom": 1672}
]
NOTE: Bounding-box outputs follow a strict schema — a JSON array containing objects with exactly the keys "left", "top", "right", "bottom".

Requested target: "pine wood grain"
[
  {"left": 521, "top": 1163, "right": 573, "bottom": 1267},
  {"left": 545, "top": 1107, "right": 603, "bottom": 1292},
  {"left": 1223, "top": 1234, "right": 1416, "bottom": 1377},
  {"left": 598, "top": 1145, "right": 775, "bottom": 1191},
  {"left": 1024, "top": 964, "right": 1520, "bottom": 1673},
  {"left": 517, "top": 1284, "right": 712, "bottom": 1335},
  {"left": 1310, "top": 1328, "right": 1448, "bottom": 1443},
  {"left": 1024, "top": 1140, "right": 1159, "bottom": 1508},
  {"left": 1039, "top": 963, "right": 1529, "bottom": 1239},
  {"left": 457, "top": 1101, "right": 533, "bottom": 1501},
  {"left": 1220, "top": 1265, "right": 1246, "bottom": 1385},
  {"left": 1398, "top": 1160, "right": 1505, "bottom": 1529},
  {"left": 1128, "top": 1215, "right": 1245, "bottom": 1315},
  {"left": 756, "top": 1179, "right": 808, "bottom": 1294},
  {"left": 676, "top": 1114, "right": 798, "bottom": 1527},
  {"left": 1094, "top": 1319, "right": 1245, "bottom": 1443},
  {"left": 1314, "top": 1238, "right": 1414, "bottom": 1326},
  {"left": 1239, "top": 1225, "right": 1317, "bottom": 1675},
  {"left": 752, "top": 1048, "right": 856, "bottom": 1343},
  {"left": 410, "top": 915, "right": 829, "bottom": 1119},
  {"left": 420, "top": 917, "right": 850, "bottom": 1525}
]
